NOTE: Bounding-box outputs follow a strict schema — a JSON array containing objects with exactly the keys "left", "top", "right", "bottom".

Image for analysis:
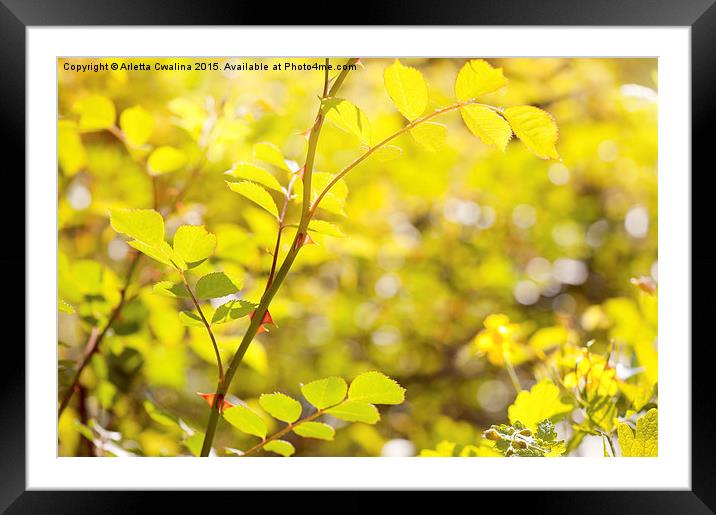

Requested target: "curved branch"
[{"left": 309, "top": 100, "right": 496, "bottom": 218}]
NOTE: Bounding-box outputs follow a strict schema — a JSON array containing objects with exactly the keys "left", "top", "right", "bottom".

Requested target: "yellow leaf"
[
  {"left": 528, "top": 326, "right": 570, "bottom": 352},
  {"left": 73, "top": 95, "right": 116, "bottom": 132},
  {"left": 147, "top": 146, "right": 187, "bottom": 175},
  {"left": 384, "top": 60, "right": 428, "bottom": 120},
  {"left": 253, "top": 142, "right": 291, "bottom": 172},
  {"left": 172, "top": 225, "right": 216, "bottom": 266},
  {"left": 634, "top": 339, "right": 658, "bottom": 386},
  {"left": 226, "top": 163, "right": 283, "bottom": 193},
  {"left": 226, "top": 181, "right": 279, "bottom": 219},
  {"left": 323, "top": 98, "right": 371, "bottom": 145},
  {"left": 507, "top": 379, "right": 572, "bottom": 430},
  {"left": 455, "top": 59, "right": 507, "bottom": 101},
  {"left": 460, "top": 105, "right": 512, "bottom": 150},
  {"left": 58, "top": 120, "right": 86, "bottom": 176},
  {"left": 503, "top": 106, "right": 559, "bottom": 159},
  {"left": 618, "top": 408, "right": 658, "bottom": 457},
  {"left": 119, "top": 105, "right": 154, "bottom": 146},
  {"left": 410, "top": 122, "right": 447, "bottom": 152}
]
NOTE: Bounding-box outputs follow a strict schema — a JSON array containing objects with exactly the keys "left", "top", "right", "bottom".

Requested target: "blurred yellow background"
[{"left": 58, "top": 58, "right": 657, "bottom": 457}]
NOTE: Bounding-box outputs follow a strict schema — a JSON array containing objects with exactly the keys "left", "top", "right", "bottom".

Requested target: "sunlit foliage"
[{"left": 58, "top": 57, "right": 657, "bottom": 457}]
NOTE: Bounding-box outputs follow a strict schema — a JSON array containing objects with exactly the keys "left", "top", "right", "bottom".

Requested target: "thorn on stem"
[
  {"left": 197, "top": 392, "right": 234, "bottom": 413},
  {"left": 250, "top": 309, "right": 276, "bottom": 334}
]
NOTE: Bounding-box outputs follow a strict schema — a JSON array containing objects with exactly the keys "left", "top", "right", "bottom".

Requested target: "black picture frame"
[{"left": 3, "top": 0, "right": 712, "bottom": 512}]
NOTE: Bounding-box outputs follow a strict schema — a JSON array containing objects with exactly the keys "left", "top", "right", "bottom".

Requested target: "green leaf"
[
  {"left": 528, "top": 326, "right": 570, "bottom": 352},
  {"left": 74, "top": 420, "right": 95, "bottom": 442},
  {"left": 348, "top": 371, "right": 405, "bottom": 405},
  {"left": 153, "top": 281, "right": 190, "bottom": 298},
  {"left": 325, "top": 400, "right": 380, "bottom": 424},
  {"left": 384, "top": 60, "right": 428, "bottom": 120},
  {"left": 173, "top": 225, "right": 217, "bottom": 267},
  {"left": 259, "top": 393, "right": 302, "bottom": 423},
  {"left": 179, "top": 311, "right": 204, "bottom": 327},
  {"left": 618, "top": 408, "right": 658, "bottom": 457},
  {"left": 253, "top": 142, "right": 291, "bottom": 172},
  {"left": 410, "top": 122, "right": 447, "bottom": 152},
  {"left": 312, "top": 172, "right": 348, "bottom": 201},
  {"left": 315, "top": 195, "right": 346, "bottom": 217},
  {"left": 58, "top": 120, "right": 86, "bottom": 175},
  {"left": 503, "top": 106, "right": 559, "bottom": 159},
  {"left": 147, "top": 146, "right": 187, "bottom": 175},
  {"left": 308, "top": 220, "right": 345, "bottom": 238},
  {"left": 195, "top": 272, "right": 241, "bottom": 299},
  {"left": 110, "top": 208, "right": 165, "bottom": 246},
  {"left": 419, "top": 440, "right": 457, "bottom": 457},
  {"left": 323, "top": 98, "right": 371, "bottom": 145},
  {"left": 183, "top": 432, "right": 204, "bottom": 457},
  {"left": 73, "top": 95, "right": 116, "bottom": 131},
  {"left": 310, "top": 172, "right": 348, "bottom": 216},
  {"left": 223, "top": 405, "right": 267, "bottom": 439},
  {"left": 455, "top": 59, "right": 507, "bottom": 101},
  {"left": 143, "top": 399, "right": 179, "bottom": 428},
  {"left": 58, "top": 299, "right": 75, "bottom": 313},
  {"left": 127, "top": 240, "right": 183, "bottom": 269},
  {"left": 507, "top": 379, "right": 573, "bottom": 430},
  {"left": 293, "top": 421, "right": 335, "bottom": 440},
  {"left": 211, "top": 299, "right": 257, "bottom": 324},
  {"left": 301, "top": 376, "right": 347, "bottom": 409},
  {"left": 227, "top": 181, "right": 279, "bottom": 219},
  {"left": 226, "top": 162, "right": 284, "bottom": 193},
  {"left": 264, "top": 439, "right": 295, "bottom": 457},
  {"left": 460, "top": 104, "right": 512, "bottom": 151},
  {"left": 119, "top": 105, "right": 154, "bottom": 146}
]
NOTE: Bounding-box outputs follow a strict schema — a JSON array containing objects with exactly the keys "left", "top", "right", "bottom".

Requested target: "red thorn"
[
  {"left": 197, "top": 392, "right": 234, "bottom": 413},
  {"left": 294, "top": 165, "right": 305, "bottom": 179},
  {"left": 295, "top": 232, "right": 316, "bottom": 249},
  {"left": 250, "top": 309, "right": 276, "bottom": 334}
]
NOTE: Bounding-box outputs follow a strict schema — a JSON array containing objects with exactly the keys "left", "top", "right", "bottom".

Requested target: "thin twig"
[
  {"left": 180, "top": 270, "right": 224, "bottom": 385},
  {"left": 58, "top": 252, "right": 141, "bottom": 417},
  {"left": 265, "top": 174, "right": 299, "bottom": 290},
  {"left": 239, "top": 409, "right": 324, "bottom": 457},
  {"left": 503, "top": 350, "right": 523, "bottom": 394},
  {"left": 309, "top": 100, "right": 494, "bottom": 218}
]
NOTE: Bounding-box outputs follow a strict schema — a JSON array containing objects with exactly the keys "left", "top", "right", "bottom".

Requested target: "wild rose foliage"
[{"left": 58, "top": 57, "right": 657, "bottom": 457}]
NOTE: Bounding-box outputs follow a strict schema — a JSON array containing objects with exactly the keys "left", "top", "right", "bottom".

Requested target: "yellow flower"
[
  {"left": 473, "top": 314, "right": 525, "bottom": 366},
  {"left": 563, "top": 347, "right": 618, "bottom": 397}
]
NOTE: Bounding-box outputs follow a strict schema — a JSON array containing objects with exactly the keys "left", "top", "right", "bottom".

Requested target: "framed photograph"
[{"left": 4, "top": 0, "right": 712, "bottom": 511}]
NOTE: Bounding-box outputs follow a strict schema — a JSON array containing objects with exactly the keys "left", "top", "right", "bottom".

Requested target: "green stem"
[
  {"left": 198, "top": 59, "right": 358, "bottom": 457},
  {"left": 180, "top": 270, "right": 224, "bottom": 386},
  {"left": 503, "top": 350, "right": 522, "bottom": 394},
  {"left": 239, "top": 409, "right": 324, "bottom": 457}
]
